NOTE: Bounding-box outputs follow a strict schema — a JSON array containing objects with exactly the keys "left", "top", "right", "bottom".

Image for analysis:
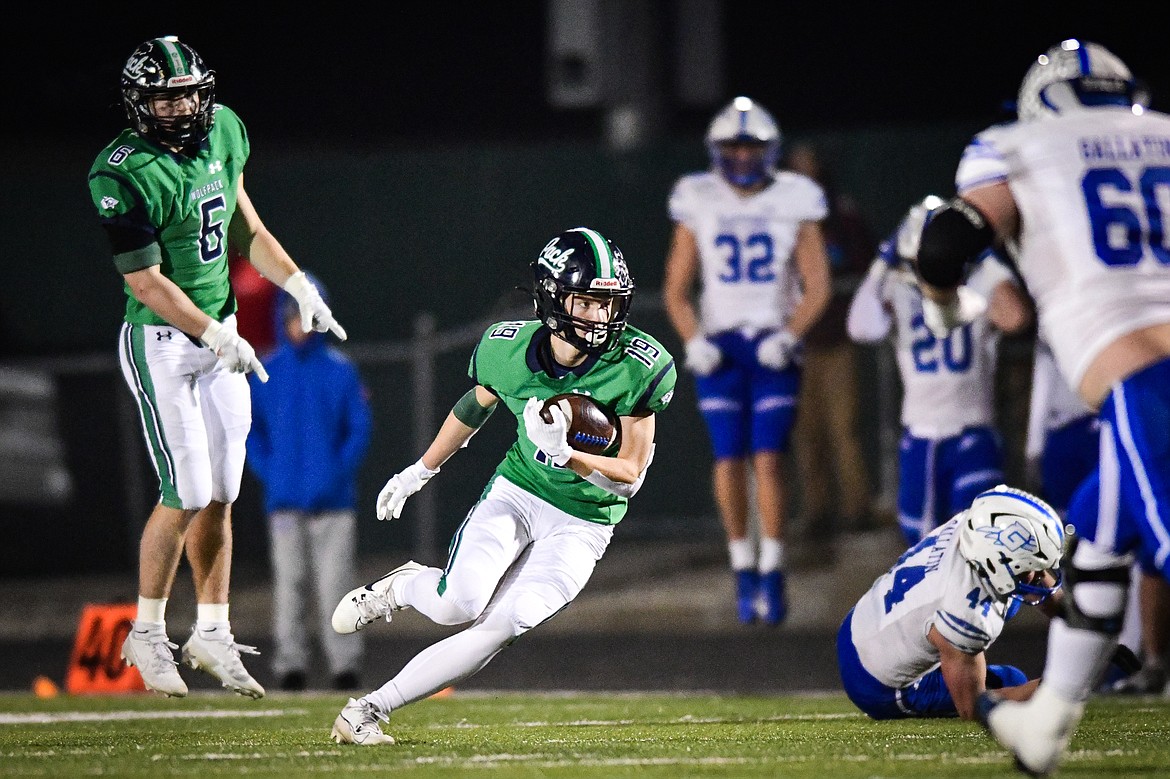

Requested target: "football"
[{"left": 541, "top": 393, "right": 621, "bottom": 455}]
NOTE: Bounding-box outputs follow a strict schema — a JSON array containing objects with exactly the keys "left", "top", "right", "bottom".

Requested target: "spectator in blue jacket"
[{"left": 247, "top": 274, "right": 373, "bottom": 691}]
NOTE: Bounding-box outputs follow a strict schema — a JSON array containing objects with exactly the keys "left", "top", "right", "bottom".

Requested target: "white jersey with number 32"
[
  {"left": 669, "top": 170, "right": 827, "bottom": 334},
  {"left": 954, "top": 108, "right": 1170, "bottom": 388}
]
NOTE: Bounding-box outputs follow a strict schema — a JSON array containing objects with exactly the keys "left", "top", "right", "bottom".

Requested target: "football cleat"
[
  {"left": 977, "top": 684, "right": 1085, "bottom": 777},
  {"left": 1108, "top": 664, "right": 1167, "bottom": 695},
  {"left": 121, "top": 625, "right": 188, "bottom": 697},
  {"left": 759, "top": 570, "right": 788, "bottom": 626},
  {"left": 332, "top": 560, "right": 425, "bottom": 634},
  {"left": 332, "top": 697, "right": 395, "bottom": 745},
  {"left": 735, "top": 570, "right": 760, "bottom": 624},
  {"left": 181, "top": 626, "right": 265, "bottom": 699}
]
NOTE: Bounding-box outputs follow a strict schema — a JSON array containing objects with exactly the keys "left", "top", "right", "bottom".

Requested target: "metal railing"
[{"left": 0, "top": 289, "right": 933, "bottom": 565}]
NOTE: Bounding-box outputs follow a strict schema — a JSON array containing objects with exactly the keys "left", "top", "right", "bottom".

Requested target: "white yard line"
[{"left": 0, "top": 708, "right": 305, "bottom": 725}]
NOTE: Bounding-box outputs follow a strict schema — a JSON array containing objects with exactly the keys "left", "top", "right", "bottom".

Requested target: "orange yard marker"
[{"left": 65, "top": 604, "right": 147, "bottom": 694}]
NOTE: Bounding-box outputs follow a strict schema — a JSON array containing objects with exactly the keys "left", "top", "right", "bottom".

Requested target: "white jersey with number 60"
[
  {"left": 849, "top": 516, "right": 1012, "bottom": 688},
  {"left": 954, "top": 108, "right": 1170, "bottom": 388},
  {"left": 668, "top": 170, "right": 827, "bottom": 335}
]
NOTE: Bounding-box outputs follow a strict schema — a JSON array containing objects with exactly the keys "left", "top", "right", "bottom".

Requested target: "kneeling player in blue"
[
  {"left": 326, "top": 228, "right": 676, "bottom": 745},
  {"left": 838, "top": 487, "right": 1065, "bottom": 720}
]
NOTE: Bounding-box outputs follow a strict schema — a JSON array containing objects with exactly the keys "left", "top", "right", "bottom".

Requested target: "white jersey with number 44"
[
  {"left": 954, "top": 108, "right": 1170, "bottom": 389},
  {"left": 850, "top": 516, "right": 1011, "bottom": 688},
  {"left": 669, "top": 170, "right": 827, "bottom": 334}
]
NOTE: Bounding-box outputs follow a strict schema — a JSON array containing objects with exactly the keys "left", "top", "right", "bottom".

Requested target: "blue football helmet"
[{"left": 706, "top": 96, "right": 780, "bottom": 188}]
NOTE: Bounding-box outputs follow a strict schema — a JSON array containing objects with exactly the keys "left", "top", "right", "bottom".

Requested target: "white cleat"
[
  {"left": 331, "top": 697, "right": 395, "bottom": 745},
  {"left": 121, "top": 626, "right": 188, "bottom": 697},
  {"left": 181, "top": 626, "right": 266, "bottom": 699},
  {"left": 332, "top": 560, "right": 425, "bottom": 634},
  {"left": 978, "top": 684, "right": 1085, "bottom": 777}
]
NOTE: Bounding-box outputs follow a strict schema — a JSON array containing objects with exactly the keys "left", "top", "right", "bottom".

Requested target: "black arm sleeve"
[{"left": 916, "top": 198, "right": 996, "bottom": 288}]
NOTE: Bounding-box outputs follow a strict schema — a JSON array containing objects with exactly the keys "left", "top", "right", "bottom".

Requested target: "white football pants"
[
  {"left": 118, "top": 317, "right": 251, "bottom": 510},
  {"left": 366, "top": 476, "right": 613, "bottom": 712}
]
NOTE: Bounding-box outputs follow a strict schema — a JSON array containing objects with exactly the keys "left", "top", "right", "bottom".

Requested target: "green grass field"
[{"left": 2, "top": 689, "right": 1169, "bottom": 777}]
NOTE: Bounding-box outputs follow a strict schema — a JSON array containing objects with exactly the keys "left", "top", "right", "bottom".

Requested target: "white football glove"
[
  {"left": 375, "top": 459, "right": 440, "bottom": 520},
  {"left": 756, "top": 329, "right": 797, "bottom": 371},
  {"left": 283, "top": 271, "right": 348, "bottom": 341},
  {"left": 921, "top": 285, "right": 987, "bottom": 338},
  {"left": 684, "top": 336, "right": 721, "bottom": 377},
  {"left": 522, "top": 396, "right": 573, "bottom": 466},
  {"left": 200, "top": 320, "right": 269, "bottom": 382}
]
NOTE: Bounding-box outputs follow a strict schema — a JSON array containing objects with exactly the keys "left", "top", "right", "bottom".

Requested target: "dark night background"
[
  {"left": 1, "top": 2, "right": 1168, "bottom": 579},
  {"left": 6, "top": 3, "right": 1169, "bottom": 150}
]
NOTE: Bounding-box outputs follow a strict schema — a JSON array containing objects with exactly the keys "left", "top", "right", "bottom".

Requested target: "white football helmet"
[
  {"left": 1016, "top": 39, "right": 1144, "bottom": 122},
  {"left": 958, "top": 485, "right": 1065, "bottom": 603},
  {"left": 895, "top": 195, "right": 946, "bottom": 263},
  {"left": 706, "top": 96, "right": 780, "bottom": 187}
]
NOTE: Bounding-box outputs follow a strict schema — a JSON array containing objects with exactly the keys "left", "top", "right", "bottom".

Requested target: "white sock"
[
  {"left": 758, "top": 538, "right": 785, "bottom": 573},
  {"left": 135, "top": 597, "right": 167, "bottom": 627},
  {"left": 196, "top": 603, "right": 230, "bottom": 635},
  {"left": 366, "top": 622, "right": 512, "bottom": 714},
  {"left": 1044, "top": 619, "right": 1117, "bottom": 701},
  {"left": 728, "top": 538, "right": 756, "bottom": 571}
]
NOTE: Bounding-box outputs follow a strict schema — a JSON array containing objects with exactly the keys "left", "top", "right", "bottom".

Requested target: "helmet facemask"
[
  {"left": 531, "top": 228, "right": 635, "bottom": 355},
  {"left": 957, "top": 486, "right": 1066, "bottom": 605},
  {"left": 121, "top": 37, "right": 216, "bottom": 152}
]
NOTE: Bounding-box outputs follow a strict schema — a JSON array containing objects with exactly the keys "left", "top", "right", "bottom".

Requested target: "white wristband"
[
  {"left": 282, "top": 270, "right": 311, "bottom": 300},
  {"left": 584, "top": 468, "right": 643, "bottom": 498},
  {"left": 200, "top": 319, "right": 224, "bottom": 348}
]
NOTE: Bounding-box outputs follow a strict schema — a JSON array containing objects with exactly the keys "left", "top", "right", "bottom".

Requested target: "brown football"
[{"left": 541, "top": 393, "right": 621, "bottom": 455}]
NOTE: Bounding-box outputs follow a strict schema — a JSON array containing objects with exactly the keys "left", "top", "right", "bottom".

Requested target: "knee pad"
[
  {"left": 1058, "top": 539, "right": 1131, "bottom": 635},
  {"left": 414, "top": 571, "right": 485, "bottom": 626}
]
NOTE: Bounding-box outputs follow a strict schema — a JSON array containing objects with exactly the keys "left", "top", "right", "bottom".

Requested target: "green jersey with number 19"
[
  {"left": 87, "top": 104, "right": 250, "bottom": 326},
  {"left": 470, "top": 320, "right": 676, "bottom": 524}
]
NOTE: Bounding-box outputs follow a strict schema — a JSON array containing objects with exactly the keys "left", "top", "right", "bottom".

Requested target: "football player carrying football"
[
  {"left": 87, "top": 36, "right": 345, "bottom": 699},
  {"left": 329, "top": 227, "right": 675, "bottom": 745},
  {"left": 662, "top": 96, "right": 832, "bottom": 625},
  {"left": 916, "top": 39, "right": 1170, "bottom": 776}
]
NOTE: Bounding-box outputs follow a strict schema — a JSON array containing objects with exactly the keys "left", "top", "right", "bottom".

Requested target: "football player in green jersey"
[
  {"left": 328, "top": 227, "right": 676, "bottom": 745},
  {"left": 87, "top": 36, "right": 347, "bottom": 699}
]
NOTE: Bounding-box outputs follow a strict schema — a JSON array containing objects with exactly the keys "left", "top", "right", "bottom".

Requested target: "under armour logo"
[
  {"left": 977, "top": 519, "right": 1038, "bottom": 553},
  {"left": 156, "top": 330, "right": 174, "bottom": 341},
  {"left": 209, "top": 160, "right": 223, "bottom": 174}
]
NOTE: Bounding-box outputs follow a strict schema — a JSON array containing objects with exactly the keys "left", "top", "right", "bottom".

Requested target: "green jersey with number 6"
[
  {"left": 470, "top": 319, "right": 676, "bottom": 524},
  {"left": 87, "top": 104, "right": 250, "bottom": 326}
]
